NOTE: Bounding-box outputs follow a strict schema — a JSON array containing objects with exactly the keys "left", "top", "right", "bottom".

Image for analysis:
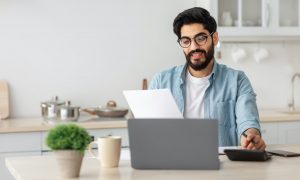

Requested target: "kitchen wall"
[
  {"left": 218, "top": 42, "right": 300, "bottom": 109},
  {"left": 0, "top": 0, "right": 195, "bottom": 117},
  {"left": 0, "top": 0, "right": 300, "bottom": 118}
]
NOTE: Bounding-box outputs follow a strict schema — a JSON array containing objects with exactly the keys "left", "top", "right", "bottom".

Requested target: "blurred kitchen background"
[{"left": 0, "top": 0, "right": 300, "bottom": 117}]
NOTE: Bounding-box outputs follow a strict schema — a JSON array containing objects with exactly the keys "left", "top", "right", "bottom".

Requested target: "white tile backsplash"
[{"left": 218, "top": 42, "right": 300, "bottom": 109}]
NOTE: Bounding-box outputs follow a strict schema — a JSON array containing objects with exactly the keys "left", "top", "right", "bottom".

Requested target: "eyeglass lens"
[{"left": 178, "top": 33, "right": 212, "bottom": 48}]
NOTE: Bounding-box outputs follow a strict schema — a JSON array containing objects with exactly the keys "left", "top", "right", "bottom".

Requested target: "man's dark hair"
[{"left": 173, "top": 7, "right": 217, "bottom": 39}]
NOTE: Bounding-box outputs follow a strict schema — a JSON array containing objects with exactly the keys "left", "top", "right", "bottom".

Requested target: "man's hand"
[{"left": 240, "top": 128, "right": 266, "bottom": 150}]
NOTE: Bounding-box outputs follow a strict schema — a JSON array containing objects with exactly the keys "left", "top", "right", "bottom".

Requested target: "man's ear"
[{"left": 213, "top": 32, "right": 219, "bottom": 46}]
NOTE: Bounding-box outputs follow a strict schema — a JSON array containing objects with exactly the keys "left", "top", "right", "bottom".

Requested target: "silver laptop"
[{"left": 128, "top": 118, "right": 220, "bottom": 170}]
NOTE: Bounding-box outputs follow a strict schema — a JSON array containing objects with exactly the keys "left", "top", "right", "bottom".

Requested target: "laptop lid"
[{"left": 128, "top": 118, "right": 220, "bottom": 170}]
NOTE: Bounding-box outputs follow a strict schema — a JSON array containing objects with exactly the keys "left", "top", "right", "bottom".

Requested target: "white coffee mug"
[
  {"left": 88, "top": 136, "right": 122, "bottom": 168},
  {"left": 231, "top": 47, "right": 247, "bottom": 63},
  {"left": 254, "top": 48, "right": 269, "bottom": 63}
]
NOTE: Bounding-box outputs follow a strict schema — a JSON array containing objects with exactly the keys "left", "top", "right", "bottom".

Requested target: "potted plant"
[{"left": 46, "top": 124, "right": 92, "bottom": 178}]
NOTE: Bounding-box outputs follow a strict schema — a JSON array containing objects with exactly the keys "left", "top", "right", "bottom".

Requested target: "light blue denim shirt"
[{"left": 149, "top": 60, "right": 261, "bottom": 146}]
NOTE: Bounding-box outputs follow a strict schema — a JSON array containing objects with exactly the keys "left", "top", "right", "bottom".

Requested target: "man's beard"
[{"left": 185, "top": 44, "right": 214, "bottom": 71}]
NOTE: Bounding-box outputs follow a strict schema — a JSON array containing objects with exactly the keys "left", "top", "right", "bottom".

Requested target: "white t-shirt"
[{"left": 184, "top": 70, "right": 211, "bottom": 119}]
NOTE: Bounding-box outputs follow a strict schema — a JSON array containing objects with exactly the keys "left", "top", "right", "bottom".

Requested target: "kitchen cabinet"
[
  {"left": 260, "top": 122, "right": 279, "bottom": 144},
  {"left": 261, "top": 121, "right": 300, "bottom": 144},
  {"left": 206, "top": 0, "right": 300, "bottom": 40},
  {"left": 278, "top": 121, "right": 300, "bottom": 144},
  {"left": 0, "top": 132, "right": 42, "bottom": 153},
  {"left": 0, "top": 132, "right": 42, "bottom": 180}
]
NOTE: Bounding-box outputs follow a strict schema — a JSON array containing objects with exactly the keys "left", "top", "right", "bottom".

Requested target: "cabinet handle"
[
  {"left": 265, "top": 3, "right": 271, "bottom": 27},
  {"left": 108, "top": 132, "right": 113, "bottom": 136}
]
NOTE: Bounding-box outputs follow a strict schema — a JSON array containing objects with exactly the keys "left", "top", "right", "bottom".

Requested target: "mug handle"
[{"left": 88, "top": 141, "right": 98, "bottom": 159}]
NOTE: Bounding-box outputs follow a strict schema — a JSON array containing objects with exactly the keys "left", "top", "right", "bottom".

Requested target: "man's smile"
[
  {"left": 191, "top": 52, "right": 204, "bottom": 59},
  {"left": 189, "top": 51, "right": 206, "bottom": 62}
]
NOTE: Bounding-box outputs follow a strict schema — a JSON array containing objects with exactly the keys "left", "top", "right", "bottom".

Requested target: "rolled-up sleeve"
[{"left": 235, "top": 72, "right": 261, "bottom": 143}]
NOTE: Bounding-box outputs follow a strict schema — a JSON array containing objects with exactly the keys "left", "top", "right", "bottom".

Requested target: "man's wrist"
[{"left": 244, "top": 128, "right": 261, "bottom": 137}]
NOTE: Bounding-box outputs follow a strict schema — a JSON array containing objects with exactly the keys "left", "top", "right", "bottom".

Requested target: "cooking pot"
[
  {"left": 41, "top": 96, "right": 65, "bottom": 120},
  {"left": 56, "top": 101, "right": 80, "bottom": 122},
  {"left": 83, "top": 100, "right": 128, "bottom": 118}
]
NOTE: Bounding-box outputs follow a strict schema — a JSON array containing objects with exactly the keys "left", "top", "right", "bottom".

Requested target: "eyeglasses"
[{"left": 177, "top": 32, "right": 214, "bottom": 48}]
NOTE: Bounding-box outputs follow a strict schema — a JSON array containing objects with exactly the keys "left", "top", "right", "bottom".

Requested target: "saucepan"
[
  {"left": 41, "top": 96, "right": 80, "bottom": 122},
  {"left": 82, "top": 100, "right": 128, "bottom": 118},
  {"left": 56, "top": 101, "right": 80, "bottom": 122},
  {"left": 41, "top": 96, "right": 65, "bottom": 120}
]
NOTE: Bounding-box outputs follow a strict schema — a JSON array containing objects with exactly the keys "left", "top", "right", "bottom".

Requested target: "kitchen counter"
[
  {"left": 0, "top": 116, "right": 127, "bottom": 133},
  {"left": 1, "top": 109, "right": 300, "bottom": 133},
  {"left": 259, "top": 109, "right": 300, "bottom": 122},
  {"left": 5, "top": 144, "right": 300, "bottom": 180}
]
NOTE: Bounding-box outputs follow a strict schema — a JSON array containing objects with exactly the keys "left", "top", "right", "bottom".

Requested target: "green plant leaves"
[{"left": 46, "top": 124, "right": 92, "bottom": 152}]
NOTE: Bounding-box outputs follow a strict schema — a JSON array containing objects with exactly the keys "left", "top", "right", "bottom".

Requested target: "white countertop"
[
  {"left": 0, "top": 116, "right": 127, "bottom": 133},
  {"left": 259, "top": 108, "right": 300, "bottom": 122},
  {"left": 5, "top": 144, "right": 300, "bottom": 180},
  {"left": 1, "top": 109, "right": 300, "bottom": 133}
]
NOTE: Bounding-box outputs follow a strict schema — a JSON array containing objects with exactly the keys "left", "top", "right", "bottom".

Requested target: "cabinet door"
[
  {"left": 278, "top": 121, "right": 300, "bottom": 144},
  {"left": 217, "top": 0, "right": 239, "bottom": 27},
  {"left": 214, "top": 0, "right": 265, "bottom": 37},
  {"left": 278, "top": 0, "right": 299, "bottom": 27},
  {"left": 216, "top": 0, "right": 263, "bottom": 27},
  {"left": 1, "top": 152, "right": 41, "bottom": 180},
  {"left": 0, "top": 132, "right": 41, "bottom": 153},
  {"left": 260, "top": 122, "right": 278, "bottom": 145},
  {"left": 210, "top": 0, "right": 300, "bottom": 38}
]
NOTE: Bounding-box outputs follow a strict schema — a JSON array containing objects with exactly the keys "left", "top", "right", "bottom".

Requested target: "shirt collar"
[
  {"left": 180, "top": 64, "right": 188, "bottom": 85},
  {"left": 210, "top": 59, "right": 218, "bottom": 81}
]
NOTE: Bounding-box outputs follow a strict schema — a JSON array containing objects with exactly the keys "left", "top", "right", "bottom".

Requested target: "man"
[{"left": 149, "top": 7, "right": 266, "bottom": 150}]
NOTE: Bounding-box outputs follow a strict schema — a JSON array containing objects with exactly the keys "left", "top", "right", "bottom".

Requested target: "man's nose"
[{"left": 189, "top": 39, "right": 199, "bottom": 51}]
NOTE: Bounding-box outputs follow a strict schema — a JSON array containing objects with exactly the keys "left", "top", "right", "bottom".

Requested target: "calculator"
[{"left": 224, "top": 149, "right": 272, "bottom": 161}]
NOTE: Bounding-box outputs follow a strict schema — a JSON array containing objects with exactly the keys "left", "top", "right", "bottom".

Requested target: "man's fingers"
[
  {"left": 256, "top": 143, "right": 265, "bottom": 150},
  {"left": 256, "top": 139, "right": 266, "bottom": 150},
  {"left": 246, "top": 134, "right": 256, "bottom": 142},
  {"left": 253, "top": 135, "right": 262, "bottom": 144},
  {"left": 246, "top": 142, "right": 255, "bottom": 150},
  {"left": 240, "top": 132, "right": 266, "bottom": 151},
  {"left": 250, "top": 136, "right": 266, "bottom": 150},
  {"left": 241, "top": 136, "right": 251, "bottom": 148}
]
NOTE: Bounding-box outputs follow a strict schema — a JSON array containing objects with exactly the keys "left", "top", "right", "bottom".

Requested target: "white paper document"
[
  {"left": 123, "top": 89, "right": 183, "bottom": 118},
  {"left": 218, "top": 146, "right": 242, "bottom": 155}
]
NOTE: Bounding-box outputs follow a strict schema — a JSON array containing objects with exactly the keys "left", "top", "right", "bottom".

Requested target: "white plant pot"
[{"left": 54, "top": 150, "right": 84, "bottom": 178}]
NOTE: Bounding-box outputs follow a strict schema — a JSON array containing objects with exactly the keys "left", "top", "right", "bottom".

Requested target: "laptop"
[{"left": 127, "top": 118, "right": 220, "bottom": 170}]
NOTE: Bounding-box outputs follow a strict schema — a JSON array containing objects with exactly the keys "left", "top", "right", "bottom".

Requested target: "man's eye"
[
  {"left": 181, "top": 38, "right": 190, "bottom": 45},
  {"left": 196, "top": 35, "right": 206, "bottom": 42}
]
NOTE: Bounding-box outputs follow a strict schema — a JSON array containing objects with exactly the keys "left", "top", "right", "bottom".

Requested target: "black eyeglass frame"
[{"left": 177, "top": 31, "right": 215, "bottom": 48}]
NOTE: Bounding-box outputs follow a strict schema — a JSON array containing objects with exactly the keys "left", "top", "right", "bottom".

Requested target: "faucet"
[{"left": 288, "top": 73, "right": 300, "bottom": 112}]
